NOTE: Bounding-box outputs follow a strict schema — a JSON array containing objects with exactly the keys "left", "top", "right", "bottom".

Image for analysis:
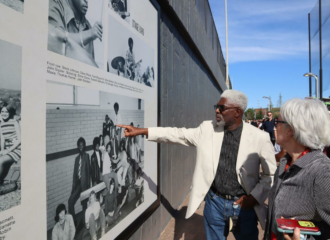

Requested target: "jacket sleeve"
[
  {"left": 250, "top": 133, "right": 277, "bottom": 205},
  {"left": 147, "top": 122, "right": 205, "bottom": 147},
  {"left": 314, "top": 163, "right": 330, "bottom": 226}
]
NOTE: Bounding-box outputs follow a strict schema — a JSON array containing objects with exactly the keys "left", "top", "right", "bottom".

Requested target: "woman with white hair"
[{"left": 264, "top": 98, "right": 330, "bottom": 240}]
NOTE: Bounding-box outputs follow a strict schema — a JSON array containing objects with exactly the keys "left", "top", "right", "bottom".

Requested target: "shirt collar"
[
  {"left": 281, "top": 149, "right": 322, "bottom": 169},
  {"left": 64, "top": 0, "right": 89, "bottom": 30},
  {"left": 224, "top": 122, "right": 243, "bottom": 140},
  {"left": 292, "top": 149, "right": 322, "bottom": 168}
]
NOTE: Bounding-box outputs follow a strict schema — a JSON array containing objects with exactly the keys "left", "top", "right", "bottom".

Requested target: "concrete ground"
[{"left": 159, "top": 195, "right": 264, "bottom": 240}]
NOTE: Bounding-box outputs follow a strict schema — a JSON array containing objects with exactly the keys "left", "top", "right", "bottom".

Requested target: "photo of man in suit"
[
  {"left": 68, "top": 137, "right": 91, "bottom": 226},
  {"left": 118, "top": 89, "right": 277, "bottom": 240},
  {"left": 90, "top": 137, "right": 102, "bottom": 186}
]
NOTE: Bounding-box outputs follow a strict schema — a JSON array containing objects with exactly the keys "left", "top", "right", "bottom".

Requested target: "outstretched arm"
[
  {"left": 117, "top": 122, "right": 203, "bottom": 147},
  {"left": 117, "top": 124, "right": 148, "bottom": 137}
]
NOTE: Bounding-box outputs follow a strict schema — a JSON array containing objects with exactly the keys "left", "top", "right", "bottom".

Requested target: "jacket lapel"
[
  {"left": 236, "top": 122, "right": 252, "bottom": 176},
  {"left": 213, "top": 123, "right": 224, "bottom": 177}
]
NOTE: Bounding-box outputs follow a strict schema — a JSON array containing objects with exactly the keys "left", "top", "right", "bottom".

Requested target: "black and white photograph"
[
  {"left": 108, "top": 0, "right": 130, "bottom": 24},
  {"left": 47, "top": 0, "right": 106, "bottom": 68},
  {"left": 0, "top": 39, "right": 22, "bottom": 212},
  {"left": 0, "top": 0, "right": 24, "bottom": 13},
  {"left": 107, "top": 15, "right": 155, "bottom": 88},
  {"left": 46, "top": 81, "right": 145, "bottom": 239}
]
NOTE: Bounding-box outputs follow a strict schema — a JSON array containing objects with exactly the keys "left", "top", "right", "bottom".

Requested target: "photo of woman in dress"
[
  {"left": 0, "top": 103, "right": 21, "bottom": 184},
  {"left": 0, "top": 38, "right": 22, "bottom": 212}
]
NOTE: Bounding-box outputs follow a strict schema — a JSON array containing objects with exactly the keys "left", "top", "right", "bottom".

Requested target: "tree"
[
  {"left": 244, "top": 108, "right": 255, "bottom": 119},
  {"left": 256, "top": 109, "right": 263, "bottom": 119},
  {"left": 277, "top": 93, "right": 283, "bottom": 107}
]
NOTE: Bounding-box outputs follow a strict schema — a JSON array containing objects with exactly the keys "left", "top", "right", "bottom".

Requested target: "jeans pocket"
[{"left": 207, "top": 190, "right": 217, "bottom": 200}]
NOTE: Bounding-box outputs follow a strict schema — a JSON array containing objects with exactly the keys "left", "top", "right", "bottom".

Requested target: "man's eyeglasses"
[
  {"left": 214, "top": 104, "right": 238, "bottom": 113},
  {"left": 274, "top": 120, "right": 287, "bottom": 127}
]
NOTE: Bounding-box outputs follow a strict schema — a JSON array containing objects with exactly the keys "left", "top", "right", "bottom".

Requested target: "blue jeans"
[{"left": 203, "top": 189, "right": 259, "bottom": 240}]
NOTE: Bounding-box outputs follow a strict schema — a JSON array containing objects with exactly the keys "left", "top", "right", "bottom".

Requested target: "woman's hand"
[{"left": 283, "top": 227, "right": 301, "bottom": 240}]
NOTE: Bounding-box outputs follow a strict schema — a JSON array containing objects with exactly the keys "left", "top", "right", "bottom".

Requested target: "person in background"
[
  {"left": 125, "top": 38, "right": 136, "bottom": 80},
  {"left": 99, "top": 134, "right": 104, "bottom": 147},
  {"left": 273, "top": 117, "right": 286, "bottom": 164},
  {"left": 52, "top": 204, "right": 75, "bottom": 240},
  {"left": 251, "top": 118, "right": 258, "bottom": 128},
  {"left": 90, "top": 137, "right": 102, "bottom": 186},
  {"left": 261, "top": 111, "right": 275, "bottom": 145},
  {"left": 113, "top": 102, "right": 122, "bottom": 142},
  {"left": 112, "top": 139, "right": 129, "bottom": 192},
  {"left": 101, "top": 142, "right": 118, "bottom": 193},
  {"left": 103, "top": 115, "right": 113, "bottom": 138},
  {"left": 85, "top": 191, "right": 105, "bottom": 240},
  {"left": 68, "top": 137, "right": 90, "bottom": 225},
  {"left": 264, "top": 98, "right": 330, "bottom": 240}
]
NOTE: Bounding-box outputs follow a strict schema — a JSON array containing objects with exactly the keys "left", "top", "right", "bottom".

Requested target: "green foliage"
[
  {"left": 0, "top": 88, "right": 21, "bottom": 116},
  {"left": 256, "top": 109, "right": 263, "bottom": 119},
  {"left": 244, "top": 108, "right": 255, "bottom": 119}
]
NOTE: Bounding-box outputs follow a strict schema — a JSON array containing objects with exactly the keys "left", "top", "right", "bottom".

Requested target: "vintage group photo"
[
  {"left": 47, "top": 0, "right": 106, "bottom": 68},
  {"left": 46, "top": 82, "right": 145, "bottom": 239},
  {"left": 0, "top": 39, "right": 22, "bottom": 213},
  {"left": 107, "top": 14, "right": 155, "bottom": 88}
]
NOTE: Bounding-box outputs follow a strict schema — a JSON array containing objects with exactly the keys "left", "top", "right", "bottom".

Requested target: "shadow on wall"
[{"left": 142, "top": 171, "right": 206, "bottom": 240}]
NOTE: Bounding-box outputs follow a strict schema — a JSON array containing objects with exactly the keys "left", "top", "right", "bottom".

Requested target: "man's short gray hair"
[
  {"left": 281, "top": 98, "right": 330, "bottom": 149},
  {"left": 221, "top": 90, "right": 248, "bottom": 111}
]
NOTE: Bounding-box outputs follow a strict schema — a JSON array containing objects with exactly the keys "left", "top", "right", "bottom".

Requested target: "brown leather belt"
[{"left": 210, "top": 186, "right": 245, "bottom": 200}]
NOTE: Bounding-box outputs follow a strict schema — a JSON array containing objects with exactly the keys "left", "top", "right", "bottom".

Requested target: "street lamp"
[
  {"left": 303, "top": 72, "right": 319, "bottom": 99},
  {"left": 225, "top": 0, "right": 229, "bottom": 87},
  {"left": 263, "top": 96, "right": 270, "bottom": 112}
]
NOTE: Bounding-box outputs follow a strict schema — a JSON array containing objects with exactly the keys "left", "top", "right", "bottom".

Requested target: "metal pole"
[
  {"left": 225, "top": 0, "right": 229, "bottom": 85},
  {"left": 308, "top": 13, "right": 312, "bottom": 97},
  {"left": 315, "top": 75, "right": 319, "bottom": 99},
  {"left": 319, "top": 0, "right": 323, "bottom": 99},
  {"left": 268, "top": 98, "right": 270, "bottom": 112}
]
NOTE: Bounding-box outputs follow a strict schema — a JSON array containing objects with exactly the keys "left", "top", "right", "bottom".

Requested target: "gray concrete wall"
[{"left": 128, "top": 0, "right": 224, "bottom": 238}]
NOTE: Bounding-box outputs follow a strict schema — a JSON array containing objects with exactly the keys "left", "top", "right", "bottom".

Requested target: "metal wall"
[{"left": 128, "top": 1, "right": 225, "bottom": 239}]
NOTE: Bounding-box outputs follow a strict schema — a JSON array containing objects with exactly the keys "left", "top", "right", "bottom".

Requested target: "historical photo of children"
[
  {"left": 47, "top": 0, "right": 106, "bottom": 68},
  {"left": 0, "top": 39, "right": 22, "bottom": 212},
  {"left": 108, "top": 0, "right": 130, "bottom": 23},
  {"left": 46, "top": 82, "right": 144, "bottom": 239},
  {"left": 0, "top": 0, "right": 24, "bottom": 13},
  {"left": 107, "top": 15, "right": 155, "bottom": 88}
]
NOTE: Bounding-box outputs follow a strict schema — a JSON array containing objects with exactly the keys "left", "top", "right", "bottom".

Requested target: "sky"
[{"left": 208, "top": 0, "right": 317, "bottom": 110}]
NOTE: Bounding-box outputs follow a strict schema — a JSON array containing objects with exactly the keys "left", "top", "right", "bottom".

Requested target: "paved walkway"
[{"left": 159, "top": 195, "right": 264, "bottom": 240}]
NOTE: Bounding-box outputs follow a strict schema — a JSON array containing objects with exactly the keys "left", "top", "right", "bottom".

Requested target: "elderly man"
[{"left": 118, "top": 90, "right": 276, "bottom": 240}]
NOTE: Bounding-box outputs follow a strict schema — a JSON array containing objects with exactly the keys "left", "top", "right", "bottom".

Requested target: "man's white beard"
[{"left": 216, "top": 116, "right": 225, "bottom": 127}]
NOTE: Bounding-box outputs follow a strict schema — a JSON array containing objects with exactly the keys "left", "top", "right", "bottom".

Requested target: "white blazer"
[{"left": 148, "top": 121, "right": 277, "bottom": 229}]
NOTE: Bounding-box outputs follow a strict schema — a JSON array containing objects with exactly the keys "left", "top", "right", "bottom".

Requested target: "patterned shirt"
[
  {"left": 212, "top": 123, "right": 246, "bottom": 196},
  {"left": 265, "top": 150, "right": 330, "bottom": 240},
  {"left": 48, "top": 0, "right": 94, "bottom": 58}
]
